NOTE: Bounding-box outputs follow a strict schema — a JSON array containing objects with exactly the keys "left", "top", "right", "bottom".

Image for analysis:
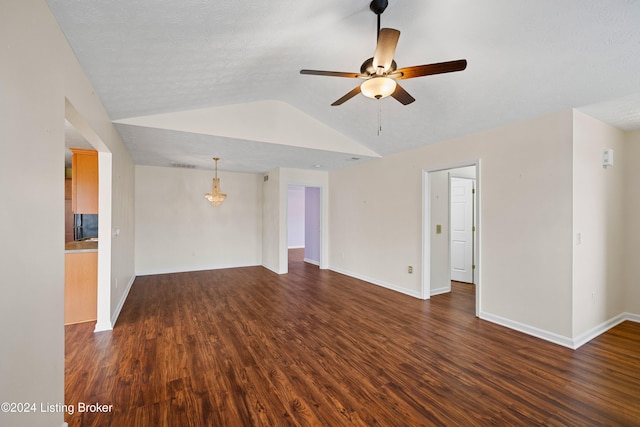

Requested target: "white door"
[{"left": 450, "top": 177, "right": 474, "bottom": 283}]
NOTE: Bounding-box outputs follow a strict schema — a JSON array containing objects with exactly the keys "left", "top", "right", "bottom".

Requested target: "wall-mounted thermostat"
[{"left": 602, "top": 149, "right": 613, "bottom": 167}]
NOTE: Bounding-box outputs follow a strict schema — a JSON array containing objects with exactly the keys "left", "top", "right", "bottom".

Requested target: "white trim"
[
  {"left": 480, "top": 311, "right": 640, "bottom": 349},
  {"left": 480, "top": 311, "right": 575, "bottom": 348},
  {"left": 135, "top": 263, "right": 262, "bottom": 276},
  {"left": 572, "top": 312, "right": 640, "bottom": 349},
  {"left": 626, "top": 312, "right": 640, "bottom": 323},
  {"left": 262, "top": 263, "right": 283, "bottom": 275},
  {"left": 304, "top": 258, "right": 320, "bottom": 266},
  {"left": 107, "top": 275, "right": 136, "bottom": 329},
  {"left": 430, "top": 286, "right": 451, "bottom": 296},
  {"left": 288, "top": 245, "right": 305, "bottom": 249},
  {"left": 329, "top": 266, "right": 422, "bottom": 299},
  {"left": 421, "top": 170, "right": 431, "bottom": 300}
]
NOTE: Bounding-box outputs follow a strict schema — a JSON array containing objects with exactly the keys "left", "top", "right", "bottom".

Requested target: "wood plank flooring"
[{"left": 65, "top": 251, "right": 640, "bottom": 426}]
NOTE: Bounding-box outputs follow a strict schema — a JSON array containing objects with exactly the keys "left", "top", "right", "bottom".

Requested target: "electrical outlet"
[{"left": 408, "top": 266, "right": 413, "bottom": 274}]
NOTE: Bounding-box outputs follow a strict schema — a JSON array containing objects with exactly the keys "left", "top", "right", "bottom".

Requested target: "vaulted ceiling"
[{"left": 47, "top": 0, "right": 640, "bottom": 173}]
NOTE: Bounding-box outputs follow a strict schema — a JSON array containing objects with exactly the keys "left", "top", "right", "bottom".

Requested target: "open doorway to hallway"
[
  {"left": 423, "top": 163, "right": 479, "bottom": 315},
  {"left": 287, "top": 185, "right": 321, "bottom": 269}
]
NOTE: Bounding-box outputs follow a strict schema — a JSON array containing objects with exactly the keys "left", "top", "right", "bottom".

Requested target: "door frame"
[
  {"left": 282, "top": 183, "right": 327, "bottom": 273},
  {"left": 65, "top": 99, "right": 113, "bottom": 331},
  {"left": 422, "top": 159, "right": 481, "bottom": 316}
]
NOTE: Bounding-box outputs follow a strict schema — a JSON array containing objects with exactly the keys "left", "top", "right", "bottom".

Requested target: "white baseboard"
[
  {"left": 135, "top": 262, "right": 261, "bottom": 276},
  {"left": 572, "top": 313, "right": 626, "bottom": 349},
  {"left": 304, "top": 258, "right": 320, "bottom": 266},
  {"left": 109, "top": 275, "right": 136, "bottom": 328},
  {"left": 261, "top": 263, "right": 283, "bottom": 274},
  {"left": 481, "top": 311, "right": 640, "bottom": 349},
  {"left": 93, "top": 321, "right": 112, "bottom": 332},
  {"left": 480, "top": 311, "right": 575, "bottom": 348},
  {"left": 329, "top": 266, "right": 422, "bottom": 299},
  {"left": 430, "top": 286, "right": 451, "bottom": 296},
  {"left": 626, "top": 312, "right": 640, "bottom": 323}
]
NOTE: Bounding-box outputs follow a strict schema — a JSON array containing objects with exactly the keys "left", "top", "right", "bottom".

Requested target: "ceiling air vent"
[{"left": 171, "top": 163, "right": 196, "bottom": 169}]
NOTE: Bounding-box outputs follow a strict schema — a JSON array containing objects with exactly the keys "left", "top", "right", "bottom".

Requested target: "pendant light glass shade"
[
  {"left": 205, "top": 157, "right": 227, "bottom": 206},
  {"left": 360, "top": 76, "right": 396, "bottom": 99}
]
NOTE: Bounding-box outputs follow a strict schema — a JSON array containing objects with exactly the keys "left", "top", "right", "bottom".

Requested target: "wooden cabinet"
[
  {"left": 64, "top": 251, "right": 98, "bottom": 325},
  {"left": 65, "top": 178, "right": 74, "bottom": 242},
  {"left": 70, "top": 148, "right": 98, "bottom": 214}
]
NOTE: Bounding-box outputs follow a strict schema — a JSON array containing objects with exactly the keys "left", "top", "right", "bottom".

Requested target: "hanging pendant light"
[{"left": 204, "top": 157, "right": 227, "bottom": 206}]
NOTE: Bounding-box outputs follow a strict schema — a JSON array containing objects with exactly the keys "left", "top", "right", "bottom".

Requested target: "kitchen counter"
[{"left": 65, "top": 240, "right": 98, "bottom": 253}]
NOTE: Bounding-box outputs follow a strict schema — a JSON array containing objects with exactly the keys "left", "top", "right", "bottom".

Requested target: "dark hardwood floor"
[{"left": 65, "top": 250, "right": 640, "bottom": 426}]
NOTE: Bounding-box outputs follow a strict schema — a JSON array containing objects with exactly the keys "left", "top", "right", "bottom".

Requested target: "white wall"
[
  {"left": 572, "top": 111, "right": 627, "bottom": 338},
  {"left": 135, "top": 166, "right": 262, "bottom": 275},
  {"left": 330, "top": 110, "right": 575, "bottom": 339},
  {"left": 262, "top": 168, "right": 281, "bottom": 273},
  {"left": 305, "top": 187, "right": 321, "bottom": 264},
  {"left": 624, "top": 131, "right": 640, "bottom": 315},
  {"left": 430, "top": 170, "right": 451, "bottom": 294},
  {"left": 0, "top": 2, "right": 135, "bottom": 426},
  {"left": 287, "top": 185, "right": 305, "bottom": 248}
]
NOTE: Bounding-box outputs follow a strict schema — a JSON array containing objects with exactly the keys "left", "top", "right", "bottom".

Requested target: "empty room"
[{"left": 2, "top": 1, "right": 639, "bottom": 426}]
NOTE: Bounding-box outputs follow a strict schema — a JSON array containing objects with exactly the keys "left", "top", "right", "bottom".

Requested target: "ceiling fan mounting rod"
[{"left": 370, "top": 0, "right": 388, "bottom": 40}]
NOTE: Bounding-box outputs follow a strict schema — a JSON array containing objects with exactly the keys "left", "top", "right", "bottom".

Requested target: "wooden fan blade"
[
  {"left": 331, "top": 86, "right": 361, "bottom": 106},
  {"left": 394, "top": 59, "right": 467, "bottom": 80},
  {"left": 390, "top": 83, "right": 415, "bottom": 105},
  {"left": 372, "top": 28, "right": 400, "bottom": 72},
  {"left": 300, "top": 69, "right": 363, "bottom": 78}
]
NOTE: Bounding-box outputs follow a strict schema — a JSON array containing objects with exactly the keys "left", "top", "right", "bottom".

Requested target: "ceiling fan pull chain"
[{"left": 378, "top": 101, "right": 382, "bottom": 136}]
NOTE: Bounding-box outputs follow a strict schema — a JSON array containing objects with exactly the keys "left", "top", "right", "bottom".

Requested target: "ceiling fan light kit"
[
  {"left": 361, "top": 76, "right": 396, "bottom": 99},
  {"left": 300, "top": 0, "right": 467, "bottom": 106}
]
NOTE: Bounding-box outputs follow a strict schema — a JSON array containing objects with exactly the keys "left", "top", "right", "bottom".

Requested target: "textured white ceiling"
[{"left": 47, "top": 0, "right": 640, "bottom": 173}]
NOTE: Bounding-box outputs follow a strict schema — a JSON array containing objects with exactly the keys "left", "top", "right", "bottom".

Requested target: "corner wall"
[
  {"left": 135, "top": 166, "right": 262, "bottom": 275},
  {"left": 0, "top": 1, "right": 135, "bottom": 426},
  {"left": 624, "top": 130, "right": 640, "bottom": 315},
  {"left": 572, "top": 111, "right": 627, "bottom": 339},
  {"left": 330, "top": 110, "right": 574, "bottom": 339}
]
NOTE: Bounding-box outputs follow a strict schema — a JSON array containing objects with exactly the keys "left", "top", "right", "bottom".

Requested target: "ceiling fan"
[{"left": 300, "top": 0, "right": 467, "bottom": 106}]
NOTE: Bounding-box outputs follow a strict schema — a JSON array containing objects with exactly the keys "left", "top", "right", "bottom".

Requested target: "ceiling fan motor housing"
[{"left": 370, "top": 0, "right": 389, "bottom": 15}]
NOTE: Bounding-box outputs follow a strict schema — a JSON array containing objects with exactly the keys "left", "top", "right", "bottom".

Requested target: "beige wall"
[
  {"left": 262, "top": 168, "right": 281, "bottom": 273},
  {"left": 330, "top": 110, "right": 575, "bottom": 338},
  {"left": 624, "top": 131, "right": 640, "bottom": 314},
  {"left": 0, "top": 1, "right": 135, "bottom": 426},
  {"left": 430, "top": 170, "right": 451, "bottom": 294},
  {"left": 135, "top": 166, "right": 262, "bottom": 275},
  {"left": 572, "top": 111, "right": 627, "bottom": 337}
]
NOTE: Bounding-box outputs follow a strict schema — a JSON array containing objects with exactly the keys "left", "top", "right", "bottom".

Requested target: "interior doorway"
[
  {"left": 65, "top": 99, "right": 113, "bottom": 332},
  {"left": 286, "top": 185, "right": 321, "bottom": 268},
  {"left": 422, "top": 162, "right": 480, "bottom": 316}
]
